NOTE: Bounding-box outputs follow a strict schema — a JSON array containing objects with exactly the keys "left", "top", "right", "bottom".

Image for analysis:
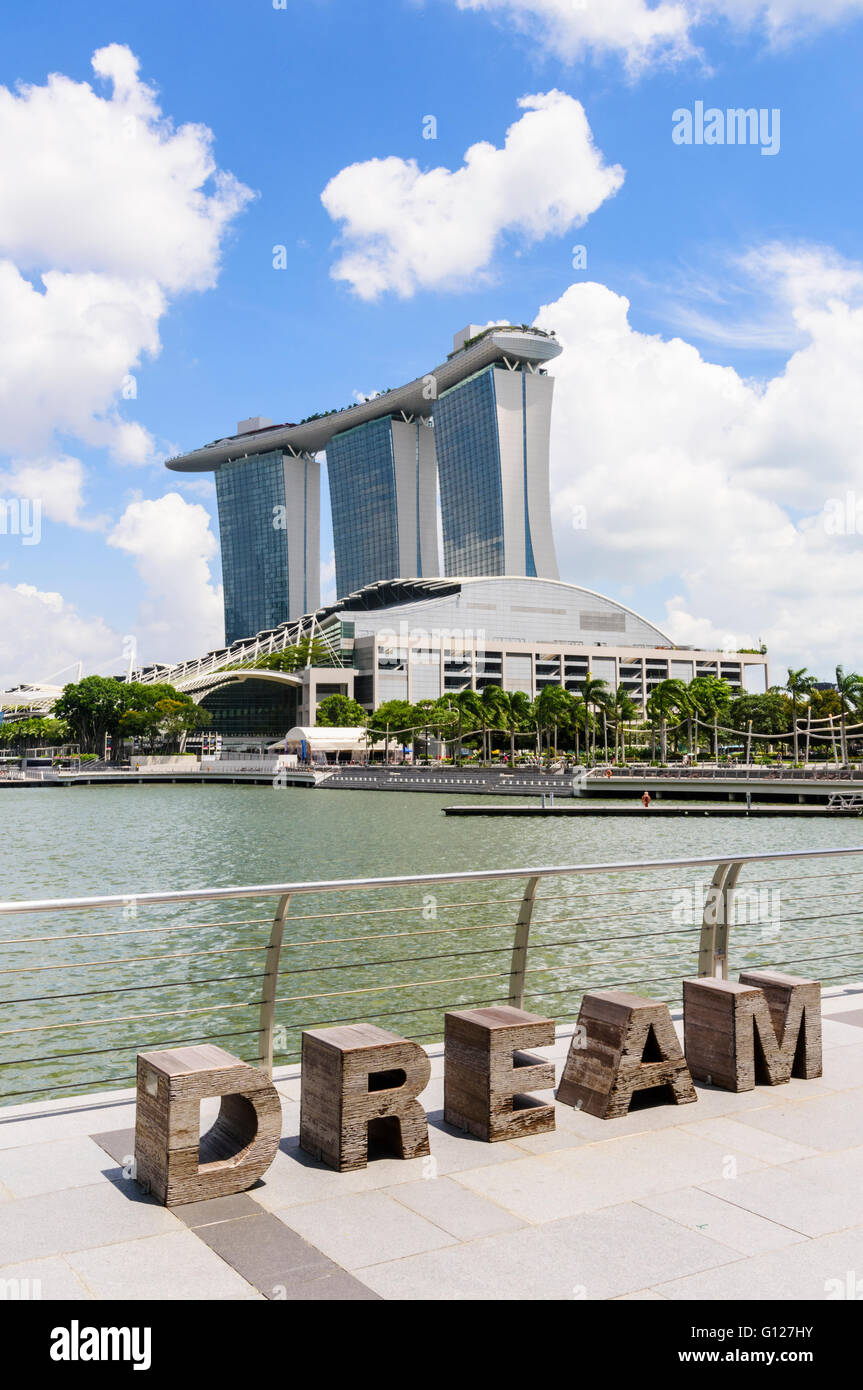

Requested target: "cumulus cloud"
[
  {"left": 537, "top": 245, "right": 863, "bottom": 673},
  {"left": 107, "top": 492, "right": 224, "bottom": 661},
  {"left": 0, "top": 491, "right": 225, "bottom": 686},
  {"left": 0, "top": 583, "right": 123, "bottom": 689},
  {"left": 0, "top": 456, "right": 106, "bottom": 530},
  {"left": 321, "top": 91, "right": 624, "bottom": 299},
  {"left": 451, "top": 0, "right": 863, "bottom": 72},
  {"left": 0, "top": 44, "right": 253, "bottom": 462}
]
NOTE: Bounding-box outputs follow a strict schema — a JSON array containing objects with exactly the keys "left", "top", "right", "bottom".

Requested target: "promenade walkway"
[{"left": 1, "top": 985, "right": 862, "bottom": 1301}]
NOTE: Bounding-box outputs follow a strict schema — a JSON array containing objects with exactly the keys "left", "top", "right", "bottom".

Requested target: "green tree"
[
  {"left": 576, "top": 675, "right": 609, "bottom": 762},
  {"left": 535, "top": 684, "right": 575, "bottom": 758},
  {"left": 479, "top": 685, "right": 513, "bottom": 762},
  {"left": 688, "top": 676, "right": 733, "bottom": 759},
  {"left": 366, "top": 700, "right": 417, "bottom": 758},
  {"left": 0, "top": 716, "right": 71, "bottom": 748},
  {"left": 253, "top": 636, "right": 333, "bottom": 672},
  {"left": 646, "top": 678, "right": 691, "bottom": 763},
  {"left": 834, "top": 665, "right": 863, "bottom": 764},
  {"left": 784, "top": 667, "right": 817, "bottom": 764},
  {"left": 315, "top": 694, "right": 367, "bottom": 727},
  {"left": 54, "top": 676, "right": 135, "bottom": 757},
  {"left": 605, "top": 687, "right": 639, "bottom": 762},
  {"left": 729, "top": 691, "right": 790, "bottom": 743},
  {"left": 55, "top": 677, "right": 204, "bottom": 759}
]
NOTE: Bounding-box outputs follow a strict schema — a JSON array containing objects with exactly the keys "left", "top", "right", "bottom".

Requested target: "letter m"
[
  {"left": 726, "top": 109, "right": 758, "bottom": 145},
  {"left": 739, "top": 969, "right": 822, "bottom": 1084}
]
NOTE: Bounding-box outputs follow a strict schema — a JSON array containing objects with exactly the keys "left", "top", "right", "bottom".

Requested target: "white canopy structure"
[{"left": 271, "top": 726, "right": 370, "bottom": 756}]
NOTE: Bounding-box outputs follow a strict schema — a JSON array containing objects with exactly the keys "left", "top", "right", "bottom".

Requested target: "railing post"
[
  {"left": 258, "top": 893, "right": 291, "bottom": 1076},
  {"left": 698, "top": 862, "right": 742, "bottom": 977},
  {"left": 509, "top": 875, "right": 540, "bottom": 1008},
  {"left": 713, "top": 862, "right": 742, "bottom": 978}
]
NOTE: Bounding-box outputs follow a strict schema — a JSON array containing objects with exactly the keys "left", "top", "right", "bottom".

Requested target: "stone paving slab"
[
  {"left": 449, "top": 1128, "right": 766, "bottom": 1225},
  {"left": 637, "top": 1187, "right": 807, "bottom": 1256},
  {"left": 0, "top": 1178, "right": 177, "bottom": 1265},
  {"left": 279, "top": 1190, "right": 459, "bottom": 1269},
  {"left": 352, "top": 1202, "right": 742, "bottom": 1301},
  {"left": 65, "top": 1230, "right": 263, "bottom": 1301},
  {"left": 653, "top": 1225, "right": 863, "bottom": 1300},
  {"left": 385, "top": 1174, "right": 525, "bottom": 1240},
  {"left": 698, "top": 1159, "right": 863, "bottom": 1238},
  {"left": 0, "top": 1255, "right": 92, "bottom": 1300}
]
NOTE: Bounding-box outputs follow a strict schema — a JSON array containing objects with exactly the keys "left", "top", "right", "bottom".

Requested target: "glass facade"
[
  {"left": 327, "top": 417, "right": 400, "bottom": 597},
  {"left": 216, "top": 451, "right": 290, "bottom": 644},
  {"left": 198, "top": 678, "right": 299, "bottom": 737},
  {"left": 434, "top": 367, "right": 505, "bottom": 575}
]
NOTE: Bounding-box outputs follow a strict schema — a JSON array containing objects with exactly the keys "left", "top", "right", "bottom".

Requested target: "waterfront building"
[
  {"left": 326, "top": 415, "right": 438, "bottom": 598},
  {"left": 166, "top": 324, "right": 562, "bottom": 639},
  {"left": 206, "top": 418, "right": 320, "bottom": 643},
  {"left": 116, "top": 575, "right": 768, "bottom": 749},
  {"left": 433, "top": 341, "right": 558, "bottom": 580}
]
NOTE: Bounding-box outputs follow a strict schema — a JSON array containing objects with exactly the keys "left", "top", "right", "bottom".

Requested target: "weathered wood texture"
[
  {"left": 444, "top": 1005, "right": 555, "bottom": 1142},
  {"left": 299, "top": 1024, "right": 431, "bottom": 1172},
  {"left": 556, "top": 990, "right": 697, "bottom": 1118},
  {"left": 134, "top": 1044, "right": 281, "bottom": 1206},
  {"left": 738, "top": 969, "right": 822, "bottom": 1080},
  {"left": 683, "top": 970, "right": 821, "bottom": 1091}
]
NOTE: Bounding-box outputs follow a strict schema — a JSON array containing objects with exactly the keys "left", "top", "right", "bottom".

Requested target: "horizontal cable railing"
[{"left": 2, "top": 846, "right": 863, "bottom": 1107}]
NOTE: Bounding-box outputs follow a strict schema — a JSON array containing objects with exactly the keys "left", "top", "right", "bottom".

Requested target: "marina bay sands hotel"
[
  {"left": 165, "top": 323, "right": 768, "bottom": 730},
  {"left": 168, "top": 324, "right": 561, "bottom": 643}
]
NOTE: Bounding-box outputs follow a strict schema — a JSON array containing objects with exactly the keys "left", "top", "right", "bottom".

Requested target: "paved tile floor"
[{"left": 1, "top": 985, "right": 862, "bottom": 1301}]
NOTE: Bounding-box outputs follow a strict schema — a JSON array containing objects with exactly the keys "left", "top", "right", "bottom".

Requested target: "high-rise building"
[
  {"left": 165, "top": 324, "right": 561, "bottom": 642},
  {"left": 326, "top": 415, "right": 438, "bottom": 598},
  {"left": 212, "top": 428, "right": 319, "bottom": 644},
  {"left": 433, "top": 358, "right": 558, "bottom": 579}
]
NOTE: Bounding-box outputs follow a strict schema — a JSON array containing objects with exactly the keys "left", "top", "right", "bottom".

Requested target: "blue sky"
[{"left": 2, "top": 0, "right": 863, "bottom": 684}]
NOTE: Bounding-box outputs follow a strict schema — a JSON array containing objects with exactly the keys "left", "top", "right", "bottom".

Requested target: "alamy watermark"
[
  {"left": 672, "top": 102, "right": 780, "bottom": 156},
  {"left": 377, "top": 620, "right": 487, "bottom": 663},
  {"left": 0, "top": 497, "right": 41, "bottom": 545},
  {"left": 823, "top": 492, "right": 863, "bottom": 535}
]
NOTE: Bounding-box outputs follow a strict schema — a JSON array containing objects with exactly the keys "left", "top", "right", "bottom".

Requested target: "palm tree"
[
  {"left": 688, "top": 675, "right": 732, "bottom": 760},
  {"left": 494, "top": 689, "right": 532, "bottom": 764},
  {"left": 479, "top": 685, "right": 511, "bottom": 763},
  {"left": 784, "top": 668, "right": 817, "bottom": 765},
  {"left": 646, "top": 678, "right": 691, "bottom": 764},
  {"left": 534, "top": 685, "right": 574, "bottom": 759},
  {"left": 607, "top": 686, "right": 639, "bottom": 762},
  {"left": 835, "top": 665, "right": 863, "bottom": 764},
  {"left": 577, "top": 675, "right": 609, "bottom": 764},
  {"left": 454, "top": 689, "right": 485, "bottom": 761}
]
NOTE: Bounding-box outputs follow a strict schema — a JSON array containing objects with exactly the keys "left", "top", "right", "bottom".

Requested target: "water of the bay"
[{"left": 3, "top": 785, "right": 862, "bottom": 1103}]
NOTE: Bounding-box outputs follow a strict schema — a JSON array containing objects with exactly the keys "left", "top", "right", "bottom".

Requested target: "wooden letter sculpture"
[
  {"left": 299, "top": 1024, "right": 431, "bottom": 1172},
  {"left": 134, "top": 1045, "right": 281, "bottom": 1206},
  {"left": 444, "top": 1005, "right": 556, "bottom": 1142},
  {"left": 684, "top": 969, "right": 821, "bottom": 1092},
  {"left": 556, "top": 990, "right": 697, "bottom": 1118}
]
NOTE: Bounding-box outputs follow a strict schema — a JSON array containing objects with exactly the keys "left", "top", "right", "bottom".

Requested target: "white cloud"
[
  {"left": 0, "top": 491, "right": 224, "bottom": 686},
  {"left": 0, "top": 456, "right": 106, "bottom": 530},
  {"left": 537, "top": 245, "right": 863, "bottom": 674},
  {"left": 107, "top": 493, "right": 224, "bottom": 662},
  {"left": 321, "top": 91, "right": 624, "bottom": 299},
  {"left": 451, "top": 0, "right": 863, "bottom": 71},
  {"left": 453, "top": 0, "right": 693, "bottom": 71},
  {"left": 0, "top": 44, "right": 253, "bottom": 462},
  {"left": 0, "top": 583, "right": 122, "bottom": 689}
]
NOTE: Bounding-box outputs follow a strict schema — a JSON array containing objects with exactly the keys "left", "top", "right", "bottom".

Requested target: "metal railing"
[{"left": 2, "top": 845, "right": 863, "bottom": 1107}]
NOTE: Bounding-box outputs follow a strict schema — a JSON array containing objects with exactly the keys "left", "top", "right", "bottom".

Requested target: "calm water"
[{"left": 3, "top": 785, "right": 863, "bottom": 1103}]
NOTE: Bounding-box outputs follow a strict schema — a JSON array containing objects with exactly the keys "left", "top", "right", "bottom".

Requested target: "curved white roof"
[{"left": 340, "top": 575, "right": 673, "bottom": 649}]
